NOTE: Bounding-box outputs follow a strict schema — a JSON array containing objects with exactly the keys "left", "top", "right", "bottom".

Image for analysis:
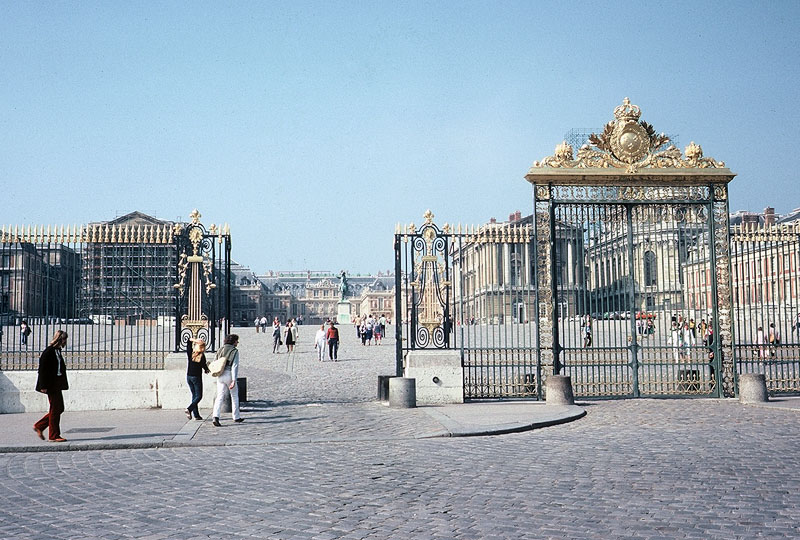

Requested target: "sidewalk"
[
  {"left": 3, "top": 396, "right": 799, "bottom": 454},
  {"left": 0, "top": 399, "right": 586, "bottom": 453}
]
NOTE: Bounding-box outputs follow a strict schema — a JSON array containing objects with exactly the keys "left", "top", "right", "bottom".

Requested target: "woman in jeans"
[{"left": 185, "top": 338, "right": 209, "bottom": 420}]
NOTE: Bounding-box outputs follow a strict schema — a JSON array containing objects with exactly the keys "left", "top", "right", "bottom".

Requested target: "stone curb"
[
  {"left": 420, "top": 405, "right": 587, "bottom": 437},
  {"left": 0, "top": 404, "right": 588, "bottom": 454}
]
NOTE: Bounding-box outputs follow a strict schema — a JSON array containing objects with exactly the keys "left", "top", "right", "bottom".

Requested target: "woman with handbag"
[
  {"left": 185, "top": 338, "right": 210, "bottom": 420},
  {"left": 33, "top": 330, "right": 69, "bottom": 442},
  {"left": 211, "top": 334, "right": 243, "bottom": 427}
]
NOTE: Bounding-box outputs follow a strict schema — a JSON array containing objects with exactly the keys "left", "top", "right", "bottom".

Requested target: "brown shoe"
[
  {"left": 50, "top": 438, "right": 67, "bottom": 443},
  {"left": 33, "top": 427, "right": 44, "bottom": 440}
]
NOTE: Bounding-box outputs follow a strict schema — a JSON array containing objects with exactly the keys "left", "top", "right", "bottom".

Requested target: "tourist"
[
  {"left": 699, "top": 319, "right": 708, "bottom": 346},
  {"left": 272, "top": 317, "right": 282, "bottom": 353},
  {"left": 670, "top": 322, "right": 682, "bottom": 363},
  {"left": 254, "top": 316, "right": 260, "bottom": 332},
  {"left": 33, "top": 330, "right": 70, "bottom": 442},
  {"left": 768, "top": 323, "right": 780, "bottom": 358},
  {"left": 681, "top": 322, "right": 695, "bottom": 360},
  {"left": 260, "top": 315, "right": 268, "bottom": 333},
  {"left": 327, "top": 321, "right": 340, "bottom": 361},
  {"left": 185, "top": 338, "right": 210, "bottom": 420},
  {"left": 373, "top": 321, "right": 382, "bottom": 345},
  {"left": 360, "top": 318, "right": 368, "bottom": 346},
  {"left": 755, "top": 326, "right": 767, "bottom": 360},
  {"left": 379, "top": 314, "right": 387, "bottom": 338},
  {"left": 582, "top": 316, "right": 592, "bottom": 348},
  {"left": 314, "top": 324, "right": 328, "bottom": 361},
  {"left": 285, "top": 319, "right": 297, "bottom": 352},
  {"left": 20, "top": 319, "right": 31, "bottom": 347},
  {"left": 212, "top": 334, "right": 243, "bottom": 427}
]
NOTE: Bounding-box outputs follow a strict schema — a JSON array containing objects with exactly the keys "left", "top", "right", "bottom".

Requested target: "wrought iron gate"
[
  {"left": 173, "top": 209, "right": 231, "bottom": 353},
  {"left": 527, "top": 98, "right": 737, "bottom": 398},
  {"left": 395, "top": 211, "right": 540, "bottom": 399},
  {"left": 552, "top": 202, "right": 721, "bottom": 398}
]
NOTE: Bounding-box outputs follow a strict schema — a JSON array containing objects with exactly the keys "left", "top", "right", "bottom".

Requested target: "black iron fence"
[
  {"left": 395, "top": 212, "right": 540, "bottom": 399},
  {"left": 0, "top": 214, "right": 230, "bottom": 371},
  {"left": 731, "top": 222, "right": 800, "bottom": 395}
]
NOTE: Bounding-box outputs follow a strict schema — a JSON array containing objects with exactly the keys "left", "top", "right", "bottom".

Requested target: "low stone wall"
[
  {"left": 404, "top": 349, "right": 463, "bottom": 405},
  {"left": 0, "top": 353, "right": 215, "bottom": 413}
]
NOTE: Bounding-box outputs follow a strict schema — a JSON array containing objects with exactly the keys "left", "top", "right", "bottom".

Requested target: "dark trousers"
[
  {"left": 328, "top": 339, "right": 339, "bottom": 360},
  {"left": 34, "top": 389, "right": 64, "bottom": 440},
  {"left": 186, "top": 375, "right": 203, "bottom": 418}
]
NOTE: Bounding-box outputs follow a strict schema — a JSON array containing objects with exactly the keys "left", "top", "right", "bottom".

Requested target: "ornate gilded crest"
[{"left": 531, "top": 97, "right": 725, "bottom": 173}]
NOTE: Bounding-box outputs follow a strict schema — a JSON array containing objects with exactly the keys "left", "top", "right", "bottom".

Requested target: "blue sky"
[{"left": 2, "top": 1, "right": 798, "bottom": 274}]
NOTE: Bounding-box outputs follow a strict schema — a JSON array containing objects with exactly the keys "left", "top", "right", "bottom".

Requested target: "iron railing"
[
  {"left": 731, "top": 222, "right": 800, "bottom": 395},
  {"left": 0, "top": 212, "right": 231, "bottom": 371}
]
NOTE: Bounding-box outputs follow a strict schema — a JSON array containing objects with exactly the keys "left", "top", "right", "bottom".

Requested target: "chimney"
[
  {"left": 489, "top": 217, "right": 497, "bottom": 224},
  {"left": 515, "top": 210, "right": 522, "bottom": 221},
  {"left": 764, "top": 207, "right": 776, "bottom": 225}
]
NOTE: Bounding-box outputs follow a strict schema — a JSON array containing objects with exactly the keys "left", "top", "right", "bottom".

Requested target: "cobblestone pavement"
[{"left": 1, "top": 327, "right": 798, "bottom": 539}]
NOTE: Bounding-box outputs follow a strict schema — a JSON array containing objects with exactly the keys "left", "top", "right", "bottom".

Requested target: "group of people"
[
  {"left": 754, "top": 322, "right": 781, "bottom": 359},
  {"left": 354, "top": 314, "right": 386, "bottom": 346},
  {"left": 313, "top": 320, "right": 341, "bottom": 361},
  {"left": 32, "top": 329, "right": 246, "bottom": 443}
]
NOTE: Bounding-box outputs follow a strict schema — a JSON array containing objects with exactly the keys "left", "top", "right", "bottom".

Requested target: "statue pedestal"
[{"left": 336, "top": 301, "right": 351, "bottom": 324}]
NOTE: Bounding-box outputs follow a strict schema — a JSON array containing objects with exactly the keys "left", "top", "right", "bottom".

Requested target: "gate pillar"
[{"left": 526, "top": 98, "right": 737, "bottom": 398}]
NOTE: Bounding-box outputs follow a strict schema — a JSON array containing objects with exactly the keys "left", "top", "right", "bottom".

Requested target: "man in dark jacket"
[{"left": 33, "top": 330, "right": 69, "bottom": 442}]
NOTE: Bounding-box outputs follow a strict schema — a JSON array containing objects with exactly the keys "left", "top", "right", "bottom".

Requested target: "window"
[{"left": 643, "top": 251, "right": 657, "bottom": 286}]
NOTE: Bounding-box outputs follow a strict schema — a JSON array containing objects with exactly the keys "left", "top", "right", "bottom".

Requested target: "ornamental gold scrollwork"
[{"left": 531, "top": 98, "right": 726, "bottom": 173}]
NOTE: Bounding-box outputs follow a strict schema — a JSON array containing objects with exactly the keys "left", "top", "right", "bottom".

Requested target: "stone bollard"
[
  {"left": 378, "top": 375, "right": 397, "bottom": 402},
  {"left": 389, "top": 377, "right": 416, "bottom": 408},
  {"left": 546, "top": 375, "right": 575, "bottom": 406},
  {"left": 739, "top": 373, "right": 768, "bottom": 404}
]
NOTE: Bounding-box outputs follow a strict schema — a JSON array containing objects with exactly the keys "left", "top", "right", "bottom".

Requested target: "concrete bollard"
[
  {"left": 739, "top": 373, "right": 768, "bottom": 404},
  {"left": 546, "top": 375, "right": 575, "bottom": 406},
  {"left": 378, "top": 375, "right": 397, "bottom": 401},
  {"left": 389, "top": 377, "right": 416, "bottom": 408}
]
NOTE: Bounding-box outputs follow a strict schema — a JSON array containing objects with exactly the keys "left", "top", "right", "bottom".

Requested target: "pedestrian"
[
  {"left": 272, "top": 317, "right": 282, "bottom": 353},
  {"left": 379, "top": 314, "right": 387, "bottom": 338},
  {"left": 582, "top": 316, "right": 592, "bottom": 348},
  {"left": 327, "top": 321, "right": 340, "bottom": 361},
  {"left": 33, "top": 330, "right": 69, "bottom": 443},
  {"left": 314, "top": 324, "right": 328, "bottom": 361},
  {"left": 373, "top": 322, "right": 382, "bottom": 345},
  {"left": 21, "top": 319, "right": 31, "bottom": 347},
  {"left": 260, "top": 315, "right": 268, "bottom": 334},
  {"left": 755, "top": 326, "right": 767, "bottom": 360},
  {"left": 254, "top": 316, "right": 260, "bottom": 333},
  {"left": 285, "top": 319, "right": 297, "bottom": 352},
  {"left": 768, "top": 323, "right": 780, "bottom": 357},
  {"left": 212, "top": 334, "right": 243, "bottom": 427},
  {"left": 681, "top": 322, "right": 695, "bottom": 360},
  {"left": 185, "top": 338, "right": 210, "bottom": 420},
  {"left": 670, "top": 322, "right": 682, "bottom": 363}
]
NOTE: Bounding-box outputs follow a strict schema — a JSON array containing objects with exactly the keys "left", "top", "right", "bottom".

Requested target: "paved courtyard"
[{"left": 0, "top": 326, "right": 798, "bottom": 539}]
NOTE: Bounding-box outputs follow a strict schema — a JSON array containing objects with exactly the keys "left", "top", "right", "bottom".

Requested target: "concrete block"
[
  {"left": 389, "top": 377, "right": 416, "bottom": 408},
  {"left": 739, "top": 373, "right": 768, "bottom": 404},
  {"left": 546, "top": 375, "right": 575, "bottom": 406},
  {"left": 404, "top": 350, "right": 463, "bottom": 405}
]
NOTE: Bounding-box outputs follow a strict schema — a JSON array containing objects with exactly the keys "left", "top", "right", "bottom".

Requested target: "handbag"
[{"left": 208, "top": 356, "right": 228, "bottom": 377}]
